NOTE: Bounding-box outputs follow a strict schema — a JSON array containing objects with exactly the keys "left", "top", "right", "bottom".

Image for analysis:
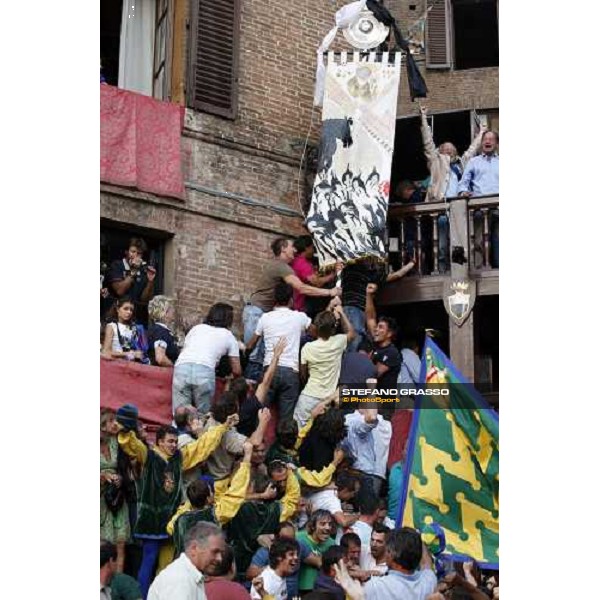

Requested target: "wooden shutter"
[
  {"left": 153, "top": 0, "right": 173, "bottom": 101},
  {"left": 170, "top": 0, "right": 188, "bottom": 104},
  {"left": 426, "top": 0, "right": 452, "bottom": 69},
  {"left": 187, "top": 0, "right": 241, "bottom": 119}
]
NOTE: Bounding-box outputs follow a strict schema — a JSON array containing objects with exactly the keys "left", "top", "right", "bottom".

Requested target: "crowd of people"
[{"left": 100, "top": 227, "right": 499, "bottom": 599}]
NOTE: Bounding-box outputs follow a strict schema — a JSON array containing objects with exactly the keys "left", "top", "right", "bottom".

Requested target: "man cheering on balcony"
[
  {"left": 458, "top": 131, "right": 499, "bottom": 198},
  {"left": 459, "top": 131, "right": 499, "bottom": 268},
  {"left": 420, "top": 105, "right": 486, "bottom": 272}
]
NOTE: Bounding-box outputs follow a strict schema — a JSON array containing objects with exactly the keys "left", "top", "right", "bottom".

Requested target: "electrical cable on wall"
[
  {"left": 184, "top": 181, "right": 304, "bottom": 219},
  {"left": 296, "top": 104, "right": 317, "bottom": 219}
]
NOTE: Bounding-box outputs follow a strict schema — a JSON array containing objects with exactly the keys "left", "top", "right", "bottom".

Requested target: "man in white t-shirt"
[
  {"left": 308, "top": 471, "right": 360, "bottom": 531},
  {"left": 293, "top": 307, "right": 355, "bottom": 427},
  {"left": 246, "top": 283, "right": 311, "bottom": 422},
  {"left": 363, "top": 523, "right": 390, "bottom": 575},
  {"left": 250, "top": 538, "right": 300, "bottom": 600},
  {"left": 349, "top": 495, "right": 380, "bottom": 570},
  {"left": 173, "top": 303, "right": 241, "bottom": 414}
]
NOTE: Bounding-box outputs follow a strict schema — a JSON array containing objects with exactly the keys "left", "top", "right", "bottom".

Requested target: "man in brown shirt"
[{"left": 243, "top": 237, "right": 341, "bottom": 380}]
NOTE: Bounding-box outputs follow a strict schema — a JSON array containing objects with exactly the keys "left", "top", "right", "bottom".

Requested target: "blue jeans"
[
  {"left": 172, "top": 363, "right": 215, "bottom": 415},
  {"left": 137, "top": 539, "right": 161, "bottom": 599},
  {"left": 242, "top": 304, "right": 265, "bottom": 380},
  {"left": 356, "top": 473, "right": 384, "bottom": 507},
  {"left": 344, "top": 306, "right": 366, "bottom": 352},
  {"left": 265, "top": 365, "right": 300, "bottom": 422}
]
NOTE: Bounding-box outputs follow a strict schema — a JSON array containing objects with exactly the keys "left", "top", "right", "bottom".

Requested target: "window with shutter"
[
  {"left": 153, "top": 0, "right": 173, "bottom": 101},
  {"left": 426, "top": 0, "right": 452, "bottom": 69},
  {"left": 187, "top": 0, "right": 241, "bottom": 119}
]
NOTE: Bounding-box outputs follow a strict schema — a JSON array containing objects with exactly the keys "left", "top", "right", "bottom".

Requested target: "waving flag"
[{"left": 397, "top": 337, "right": 499, "bottom": 568}]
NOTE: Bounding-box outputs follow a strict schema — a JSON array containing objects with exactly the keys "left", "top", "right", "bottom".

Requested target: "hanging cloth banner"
[{"left": 306, "top": 51, "right": 402, "bottom": 267}]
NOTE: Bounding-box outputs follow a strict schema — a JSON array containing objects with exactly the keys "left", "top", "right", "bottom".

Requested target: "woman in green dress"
[{"left": 101, "top": 408, "right": 131, "bottom": 572}]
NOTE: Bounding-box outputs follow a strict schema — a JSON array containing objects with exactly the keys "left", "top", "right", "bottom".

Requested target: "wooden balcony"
[
  {"left": 381, "top": 195, "right": 499, "bottom": 306},
  {"left": 380, "top": 195, "right": 499, "bottom": 389}
]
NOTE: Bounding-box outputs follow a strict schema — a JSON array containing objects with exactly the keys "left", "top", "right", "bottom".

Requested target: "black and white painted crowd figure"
[{"left": 307, "top": 162, "right": 388, "bottom": 265}]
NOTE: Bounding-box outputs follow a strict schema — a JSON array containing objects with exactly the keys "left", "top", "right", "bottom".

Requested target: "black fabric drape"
[{"left": 366, "top": 0, "right": 428, "bottom": 100}]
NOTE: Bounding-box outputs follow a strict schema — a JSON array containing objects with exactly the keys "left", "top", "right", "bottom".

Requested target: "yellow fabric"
[
  {"left": 295, "top": 418, "right": 313, "bottom": 451},
  {"left": 180, "top": 424, "right": 228, "bottom": 471},
  {"left": 300, "top": 334, "right": 348, "bottom": 398},
  {"left": 280, "top": 470, "right": 301, "bottom": 522},
  {"left": 117, "top": 430, "right": 148, "bottom": 465},
  {"left": 298, "top": 462, "right": 336, "bottom": 489},
  {"left": 166, "top": 500, "right": 192, "bottom": 537},
  {"left": 166, "top": 464, "right": 249, "bottom": 533},
  {"left": 156, "top": 541, "right": 174, "bottom": 572},
  {"left": 215, "top": 463, "right": 251, "bottom": 525},
  {"left": 213, "top": 476, "right": 233, "bottom": 503},
  {"left": 117, "top": 424, "right": 227, "bottom": 471}
]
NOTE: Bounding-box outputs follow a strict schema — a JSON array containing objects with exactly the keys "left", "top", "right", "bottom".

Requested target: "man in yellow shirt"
[{"left": 294, "top": 308, "right": 355, "bottom": 428}]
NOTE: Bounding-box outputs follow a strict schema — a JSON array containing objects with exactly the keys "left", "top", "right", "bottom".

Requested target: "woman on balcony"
[
  {"left": 102, "top": 297, "right": 149, "bottom": 363},
  {"left": 147, "top": 295, "right": 180, "bottom": 367}
]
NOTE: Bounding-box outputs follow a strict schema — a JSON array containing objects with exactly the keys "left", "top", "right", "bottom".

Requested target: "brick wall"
[
  {"left": 101, "top": 0, "right": 498, "bottom": 328},
  {"left": 384, "top": 0, "right": 499, "bottom": 116}
]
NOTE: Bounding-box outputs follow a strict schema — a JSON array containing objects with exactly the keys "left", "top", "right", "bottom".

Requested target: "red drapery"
[
  {"left": 99, "top": 359, "right": 278, "bottom": 445},
  {"left": 101, "top": 359, "right": 174, "bottom": 427},
  {"left": 101, "top": 358, "right": 407, "bottom": 455},
  {"left": 100, "top": 85, "right": 185, "bottom": 199}
]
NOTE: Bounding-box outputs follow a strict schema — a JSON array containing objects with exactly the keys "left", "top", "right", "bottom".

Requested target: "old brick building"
[{"left": 100, "top": 0, "right": 498, "bottom": 392}]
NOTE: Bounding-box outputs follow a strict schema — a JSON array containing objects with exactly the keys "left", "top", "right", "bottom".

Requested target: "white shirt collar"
[
  {"left": 155, "top": 322, "right": 173, "bottom": 333},
  {"left": 179, "top": 553, "right": 204, "bottom": 585}
]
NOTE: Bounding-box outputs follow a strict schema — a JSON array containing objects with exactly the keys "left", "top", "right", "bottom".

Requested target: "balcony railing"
[
  {"left": 468, "top": 196, "right": 499, "bottom": 271},
  {"left": 387, "top": 195, "right": 499, "bottom": 276}
]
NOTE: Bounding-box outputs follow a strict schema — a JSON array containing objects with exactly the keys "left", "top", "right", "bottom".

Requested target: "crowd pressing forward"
[{"left": 100, "top": 230, "right": 499, "bottom": 600}]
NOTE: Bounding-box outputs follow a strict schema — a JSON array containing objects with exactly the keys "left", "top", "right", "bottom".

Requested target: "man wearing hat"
[{"left": 115, "top": 404, "right": 237, "bottom": 599}]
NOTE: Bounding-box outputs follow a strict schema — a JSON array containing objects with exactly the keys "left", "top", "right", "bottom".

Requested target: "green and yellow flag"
[{"left": 397, "top": 337, "right": 499, "bottom": 568}]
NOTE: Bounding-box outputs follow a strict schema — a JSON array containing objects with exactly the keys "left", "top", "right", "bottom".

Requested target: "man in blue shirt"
[
  {"left": 459, "top": 131, "right": 499, "bottom": 268},
  {"left": 398, "top": 338, "right": 421, "bottom": 386},
  {"left": 344, "top": 408, "right": 392, "bottom": 503},
  {"left": 458, "top": 131, "right": 499, "bottom": 197},
  {"left": 363, "top": 527, "right": 437, "bottom": 600}
]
